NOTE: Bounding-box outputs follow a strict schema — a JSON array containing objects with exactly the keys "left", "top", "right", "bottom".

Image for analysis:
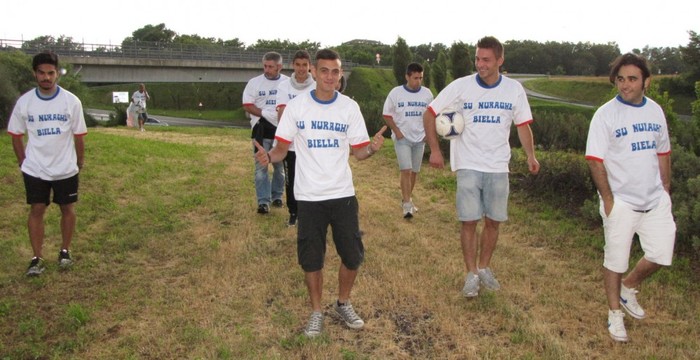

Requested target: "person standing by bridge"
[
  {"left": 132, "top": 83, "right": 150, "bottom": 132},
  {"left": 7, "top": 51, "right": 87, "bottom": 276},
  {"left": 242, "top": 52, "right": 289, "bottom": 214},
  {"left": 275, "top": 50, "right": 315, "bottom": 226}
]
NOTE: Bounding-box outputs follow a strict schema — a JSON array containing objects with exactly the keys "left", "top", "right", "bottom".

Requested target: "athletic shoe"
[
  {"left": 304, "top": 311, "right": 324, "bottom": 338},
  {"left": 462, "top": 272, "right": 480, "bottom": 297},
  {"left": 402, "top": 201, "right": 413, "bottom": 219},
  {"left": 620, "top": 284, "right": 646, "bottom": 319},
  {"left": 272, "top": 199, "right": 284, "bottom": 208},
  {"left": 58, "top": 249, "right": 73, "bottom": 269},
  {"left": 410, "top": 198, "right": 418, "bottom": 212},
  {"left": 607, "top": 309, "right": 629, "bottom": 342},
  {"left": 478, "top": 267, "right": 501, "bottom": 291},
  {"left": 334, "top": 301, "right": 364, "bottom": 329},
  {"left": 287, "top": 213, "right": 297, "bottom": 227},
  {"left": 26, "top": 257, "right": 45, "bottom": 277},
  {"left": 257, "top": 204, "right": 269, "bottom": 214}
]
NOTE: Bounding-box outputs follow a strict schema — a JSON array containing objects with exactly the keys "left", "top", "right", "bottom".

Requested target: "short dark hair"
[
  {"left": 32, "top": 51, "right": 59, "bottom": 71},
  {"left": 476, "top": 36, "right": 504, "bottom": 59},
  {"left": 406, "top": 62, "right": 423, "bottom": 75},
  {"left": 293, "top": 50, "right": 311, "bottom": 62},
  {"left": 314, "top": 49, "right": 341, "bottom": 64},
  {"left": 609, "top": 53, "right": 651, "bottom": 84}
]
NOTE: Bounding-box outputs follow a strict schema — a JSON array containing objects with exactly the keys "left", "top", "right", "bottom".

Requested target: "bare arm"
[
  {"left": 11, "top": 136, "right": 25, "bottom": 167},
  {"left": 352, "top": 126, "right": 387, "bottom": 161},
  {"left": 658, "top": 153, "right": 671, "bottom": 193},
  {"left": 253, "top": 140, "right": 289, "bottom": 165},
  {"left": 516, "top": 124, "right": 540, "bottom": 174},
  {"left": 587, "top": 159, "right": 614, "bottom": 216},
  {"left": 422, "top": 110, "right": 444, "bottom": 169},
  {"left": 243, "top": 104, "right": 263, "bottom": 118},
  {"left": 75, "top": 135, "right": 85, "bottom": 169},
  {"left": 383, "top": 116, "right": 404, "bottom": 139}
]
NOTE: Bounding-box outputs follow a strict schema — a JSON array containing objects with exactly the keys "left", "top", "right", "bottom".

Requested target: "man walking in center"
[
  {"left": 242, "top": 52, "right": 289, "bottom": 214},
  {"left": 585, "top": 53, "right": 676, "bottom": 342},
  {"left": 8, "top": 51, "right": 87, "bottom": 276},
  {"left": 383, "top": 62, "right": 433, "bottom": 219},
  {"left": 254, "top": 49, "right": 386, "bottom": 338},
  {"left": 132, "top": 83, "right": 150, "bottom": 132},
  {"left": 423, "top": 36, "right": 540, "bottom": 298}
]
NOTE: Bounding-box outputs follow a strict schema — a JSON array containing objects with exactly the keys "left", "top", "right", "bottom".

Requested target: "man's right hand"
[{"left": 253, "top": 140, "right": 269, "bottom": 165}]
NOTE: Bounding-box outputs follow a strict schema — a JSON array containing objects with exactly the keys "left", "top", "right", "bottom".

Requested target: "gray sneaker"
[
  {"left": 462, "top": 272, "right": 480, "bottom": 297},
  {"left": 402, "top": 201, "right": 414, "bottom": 219},
  {"left": 334, "top": 301, "right": 364, "bottom": 329},
  {"left": 478, "top": 267, "right": 501, "bottom": 291},
  {"left": 58, "top": 249, "right": 73, "bottom": 269},
  {"left": 26, "top": 257, "right": 45, "bottom": 277},
  {"left": 304, "top": 311, "right": 324, "bottom": 338}
]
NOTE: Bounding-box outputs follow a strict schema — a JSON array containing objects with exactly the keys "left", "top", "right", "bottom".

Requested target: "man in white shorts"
[
  {"left": 383, "top": 63, "right": 433, "bottom": 218},
  {"left": 586, "top": 53, "right": 676, "bottom": 342},
  {"left": 423, "top": 36, "right": 540, "bottom": 298}
]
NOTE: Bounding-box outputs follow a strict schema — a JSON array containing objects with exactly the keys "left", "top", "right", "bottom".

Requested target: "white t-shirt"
[
  {"left": 427, "top": 74, "right": 533, "bottom": 173},
  {"left": 7, "top": 86, "right": 87, "bottom": 180},
  {"left": 132, "top": 90, "right": 148, "bottom": 113},
  {"left": 242, "top": 73, "right": 289, "bottom": 127},
  {"left": 276, "top": 76, "right": 316, "bottom": 151},
  {"left": 383, "top": 85, "right": 434, "bottom": 142},
  {"left": 585, "top": 95, "right": 671, "bottom": 210},
  {"left": 275, "top": 90, "right": 370, "bottom": 201}
]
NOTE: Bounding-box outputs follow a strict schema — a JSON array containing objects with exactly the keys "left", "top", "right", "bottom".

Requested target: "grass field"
[{"left": 1, "top": 126, "right": 698, "bottom": 359}]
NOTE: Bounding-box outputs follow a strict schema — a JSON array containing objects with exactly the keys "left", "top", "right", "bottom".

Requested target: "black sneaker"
[
  {"left": 288, "top": 213, "right": 297, "bottom": 226},
  {"left": 58, "top": 249, "right": 73, "bottom": 269},
  {"left": 272, "top": 199, "right": 284, "bottom": 208},
  {"left": 26, "top": 257, "right": 45, "bottom": 276},
  {"left": 257, "top": 204, "right": 270, "bottom": 214}
]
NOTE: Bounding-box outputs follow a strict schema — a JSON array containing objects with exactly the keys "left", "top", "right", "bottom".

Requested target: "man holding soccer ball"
[{"left": 423, "top": 36, "right": 539, "bottom": 298}]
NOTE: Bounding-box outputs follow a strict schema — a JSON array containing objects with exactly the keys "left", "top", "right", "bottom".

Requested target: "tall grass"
[{"left": 1, "top": 126, "right": 698, "bottom": 359}]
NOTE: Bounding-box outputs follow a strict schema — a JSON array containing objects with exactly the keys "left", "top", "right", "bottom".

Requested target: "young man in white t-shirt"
[
  {"left": 585, "top": 53, "right": 675, "bottom": 343},
  {"left": 276, "top": 50, "right": 315, "bottom": 226},
  {"left": 131, "top": 83, "right": 150, "bottom": 132},
  {"left": 7, "top": 51, "right": 87, "bottom": 276},
  {"left": 383, "top": 62, "right": 433, "bottom": 218},
  {"left": 423, "top": 36, "right": 540, "bottom": 298},
  {"left": 254, "top": 49, "right": 386, "bottom": 338}
]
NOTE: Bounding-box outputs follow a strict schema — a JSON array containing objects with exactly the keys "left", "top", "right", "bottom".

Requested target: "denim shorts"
[
  {"left": 456, "top": 169, "right": 509, "bottom": 222},
  {"left": 394, "top": 137, "right": 425, "bottom": 172}
]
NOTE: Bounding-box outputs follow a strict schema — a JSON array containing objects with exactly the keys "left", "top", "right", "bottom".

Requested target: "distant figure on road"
[
  {"left": 7, "top": 51, "right": 87, "bottom": 276},
  {"left": 585, "top": 53, "right": 676, "bottom": 343},
  {"left": 132, "top": 83, "right": 150, "bottom": 132},
  {"left": 423, "top": 36, "right": 540, "bottom": 298},
  {"left": 242, "top": 52, "right": 289, "bottom": 214},
  {"left": 383, "top": 62, "right": 433, "bottom": 219}
]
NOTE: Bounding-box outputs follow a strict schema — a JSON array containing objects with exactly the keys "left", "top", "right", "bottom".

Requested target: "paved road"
[
  {"left": 515, "top": 78, "right": 596, "bottom": 109},
  {"left": 87, "top": 109, "right": 247, "bottom": 128}
]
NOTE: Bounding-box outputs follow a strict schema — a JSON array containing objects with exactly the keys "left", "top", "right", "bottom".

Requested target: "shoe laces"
[
  {"left": 623, "top": 287, "right": 640, "bottom": 305},
  {"left": 337, "top": 303, "right": 361, "bottom": 323},
  {"left": 307, "top": 312, "right": 323, "bottom": 330},
  {"left": 609, "top": 311, "right": 626, "bottom": 331}
]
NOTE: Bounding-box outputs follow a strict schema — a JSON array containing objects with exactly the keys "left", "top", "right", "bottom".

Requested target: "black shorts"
[
  {"left": 23, "top": 172, "right": 79, "bottom": 205},
  {"left": 297, "top": 196, "right": 364, "bottom": 272}
]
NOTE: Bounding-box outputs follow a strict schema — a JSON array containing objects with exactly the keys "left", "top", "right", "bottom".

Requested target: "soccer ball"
[{"left": 435, "top": 110, "right": 465, "bottom": 140}]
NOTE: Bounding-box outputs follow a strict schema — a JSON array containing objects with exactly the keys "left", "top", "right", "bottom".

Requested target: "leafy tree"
[
  {"left": 422, "top": 60, "right": 432, "bottom": 89},
  {"left": 392, "top": 37, "right": 411, "bottom": 86},
  {"left": 21, "top": 35, "right": 84, "bottom": 52},
  {"left": 589, "top": 43, "right": 621, "bottom": 76},
  {"left": 449, "top": 41, "right": 471, "bottom": 79},
  {"left": 0, "top": 51, "right": 33, "bottom": 128},
  {"left": 122, "top": 23, "right": 177, "bottom": 47},
  {"left": 680, "top": 30, "right": 700, "bottom": 86},
  {"left": 433, "top": 51, "right": 448, "bottom": 92}
]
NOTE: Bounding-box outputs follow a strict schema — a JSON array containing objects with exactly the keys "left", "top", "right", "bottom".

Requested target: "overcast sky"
[{"left": 1, "top": 0, "right": 697, "bottom": 53}]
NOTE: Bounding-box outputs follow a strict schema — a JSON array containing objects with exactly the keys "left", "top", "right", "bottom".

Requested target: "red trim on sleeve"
[
  {"left": 352, "top": 141, "right": 370, "bottom": 149},
  {"left": 276, "top": 104, "right": 287, "bottom": 111},
  {"left": 7, "top": 131, "right": 24, "bottom": 138},
  {"left": 426, "top": 106, "right": 438, "bottom": 117},
  {"left": 74, "top": 132, "right": 88, "bottom": 137},
  {"left": 242, "top": 102, "right": 254, "bottom": 107},
  {"left": 585, "top": 155, "right": 603, "bottom": 162},
  {"left": 382, "top": 115, "right": 393, "bottom": 120},
  {"left": 274, "top": 136, "right": 292, "bottom": 144},
  {"left": 516, "top": 119, "right": 534, "bottom": 127},
  {"left": 657, "top": 150, "right": 671, "bottom": 156}
]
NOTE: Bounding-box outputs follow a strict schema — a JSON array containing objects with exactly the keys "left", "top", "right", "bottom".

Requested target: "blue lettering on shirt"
[
  {"left": 307, "top": 139, "right": 340, "bottom": 148},
  {"left": 615, "top": 127, "right": 628, "bottom": 138},
  {"left": 632, "top": 123, "right": 662, "bottom": 133},
  {"left": 404, "top": 111, "right": 423, "bottom": 117},
  {"left": 310, "top": 120, "right": 348, "bottom": 133},
  {"left": 631, "top": 140, "right": 657, "bottom": 151},
  {"left": 473, "top": 115, "right": 501, "bottom": 123},
  {"left": 38, "top": 113, "right": 68, "bottom": 122},
  {"left": 37, "top": 127, "right": 61, "bottom": 136}
]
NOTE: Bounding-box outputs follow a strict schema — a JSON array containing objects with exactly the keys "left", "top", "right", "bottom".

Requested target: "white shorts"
[{"left": 601, "top": 191, "right": 676, "bottom": 273}]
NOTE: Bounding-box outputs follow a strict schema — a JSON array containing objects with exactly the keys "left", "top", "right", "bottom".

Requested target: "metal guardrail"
[{"left": 0, "top": 39, "right": 357, "bottom": 67}]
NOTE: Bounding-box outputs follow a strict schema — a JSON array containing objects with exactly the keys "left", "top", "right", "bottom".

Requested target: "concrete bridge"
[{"left": 0, "top": 39, "right": 353, "bottom": 83}]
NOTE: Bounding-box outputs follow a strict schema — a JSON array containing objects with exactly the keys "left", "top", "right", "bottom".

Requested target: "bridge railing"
[{"left": 0, "top": 39, "right": 356, "bottom": 67}]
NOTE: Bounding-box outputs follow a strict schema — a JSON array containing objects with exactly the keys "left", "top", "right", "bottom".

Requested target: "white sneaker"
[
  {"left": 607, "top": 309, "right": 629, "bottom": 342},
  {"left": 462, "top": 272, "right": 480, "bottom": 297},
  {"left": 304, "top": 311, "right": 324, "bottom": 338},
  {"left": 402, "top": 201, "right": 413, "bottom": 219},
  {"left": 478, "top": 267, "right": 501, "bottom": 291},
  {"left": 620, "top": 284, "right": 646, "bottom": 319}
]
